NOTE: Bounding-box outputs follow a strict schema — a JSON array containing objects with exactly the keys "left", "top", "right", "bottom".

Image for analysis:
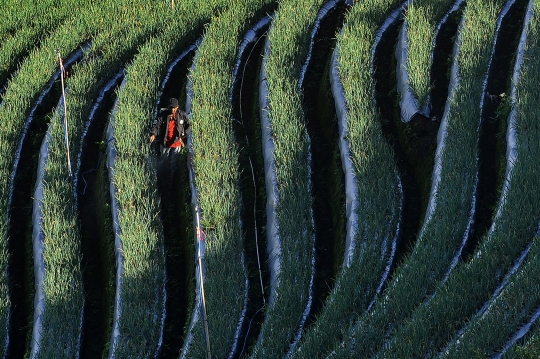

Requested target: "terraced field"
[{"left": 1, "top": 0, "right": 539, "bottom": 358}]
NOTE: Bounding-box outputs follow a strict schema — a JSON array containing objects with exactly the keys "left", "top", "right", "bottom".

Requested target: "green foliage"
[
  {"left": 25, "top": 3, "right": 170, "bottom": 357},
  {"left": 328, "top": 0, "right": 515, "bottom": 357},
  {"left": 179, "top": 1, "right": 275, "bottom": 357},
  {"left": 375, "top": 0, "right": 540, "bottom": 357},
  {"left": 290, "top": 1, "right": 404, "bottom": 357},
  {"left": 247, "top": 0, "right": 338, "bottom": 357},
  {"left": 0, "top": 0, "right": 539, "bottom": 357},
  {"left": 104, "top": 1, "right": 241, "bottom": 356},
  {"left": 406, "top": 0, "right": 458, "bottom": 107},
  {"left": 0, "top": 5, "right": 103, "bottom": 355},
  {"left": 504, "top": 324, "right": 540, "bottom": 358}
]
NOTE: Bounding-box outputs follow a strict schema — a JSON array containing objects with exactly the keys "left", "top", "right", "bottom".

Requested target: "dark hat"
[{"left": 168, "top": 97, "right": 179, "bottom": 109}]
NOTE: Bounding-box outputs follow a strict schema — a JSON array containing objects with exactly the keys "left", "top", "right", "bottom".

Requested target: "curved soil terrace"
[
  {"left": 179, "top": 54, "right": 208, "bottom": 359},
  {"left": 445, "top": 239, "right": 534, "bottom": 356},
  {"left": 229, "top": 16, "right": 271, "bottom": 357},
  {"left": 152, "top": 43, "right": 198, "bottom": 359},
  {"left": 446, "top": 1, "right": 538, "bottom": 353},
  {"left": 438, "top": 0, "right": 528, "bottom": 283},
  {"left": 371, "top": 5, "right": 416, "bottom": 284},
  {"left": 7, "top": 45, "right": 86, "bottom": 359},
  {"left": 76, "top": 68, "right": 125, "bottom": 359},
  {"left": 104, "top": 76, "right": 164, "bottom": 359},
  {"left": 252, "top": 4, "right": 320, "bottom": 353},
  {"left": 286, "top": 5, "right": 406, "bottom": 357},
  {"left": 396, "top": 0, "right": 465, "bottom": 122},
  {"left": 461, "top": 0, "right": 530, "bottom": 261},
  {"left": 429, "top": 3, "right": 465, "bottom": 122},
  {"left": 394, "top": 2, "right": 464, "bottom": 226},
  {"left": 487, "top": 2, "right": 540, "bottom": 351},
  {"left": 370, "top": 1, "right": 540, "bottom": 355},
  {"left": 296, "top": 0, "right": 349, "bottom": 336}
]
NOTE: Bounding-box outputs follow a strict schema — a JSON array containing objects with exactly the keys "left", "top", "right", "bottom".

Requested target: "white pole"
[{"left": 196, "top": 207, "right": 212, "bottom": 359}]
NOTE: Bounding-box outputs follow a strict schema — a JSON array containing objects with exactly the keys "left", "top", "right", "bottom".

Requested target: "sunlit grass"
[
  {"left": 178, "top": 1, "right": 274, "bottom": 357},
  {"left": 106, "top": 1, "right": 237, "bottom": 356},
  {"left": 247, "top": 0, "right": 329, "bottom": 357}
]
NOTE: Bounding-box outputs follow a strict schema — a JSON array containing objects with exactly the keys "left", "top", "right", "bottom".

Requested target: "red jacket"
[{"left": 151, "top": 108, "right": 190, "bottom": 148}]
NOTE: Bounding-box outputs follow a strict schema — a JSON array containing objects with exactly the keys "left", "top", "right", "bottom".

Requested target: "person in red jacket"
[
  {"left": 150, "top": 97, "right": 190, "bottom": 152},
  {"left": 150, "top": 97, "right": 190, "bottom": 186}
]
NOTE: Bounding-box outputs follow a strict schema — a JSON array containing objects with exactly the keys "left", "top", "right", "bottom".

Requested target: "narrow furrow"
[
  {"left": 397, "top": 0, "right": 464, "bottom": 122},
  {"left": 290, "top": 3, "right": 404, "bottom": 358},
  {"left": 0, "top": 5, "right": 162, "bottom": 356},
  {"left": 102, "top": 2, "right": 237, "bottom": 357},
  {"left": 325, "top": 0, "right": 505, "bottom": 355},
  {"left": 249, "top": 1, "right": 329, "bottom": 356},
  {"left": 393, "top": 0, "right": 464, "bottom": 236},
  {"left": 230, "top": 16, "right": 272, "bottom": 357},
  {"left": 153, "top": 42, "right": 198, "bottom": 359},
  {"left": 36, "top": 7, "right": 172, "bottom": 358},
  {"left": 462, "top": 0, "right": 531, "bottom": 260},
  {"left": 178, "top": 3, "right": 276, "bottom": 358},
  {"left": 437, "top": 2, "right": 540, "bottom": 356},
  {"left": 76, "top": 69, "right": 125, "bottom": 359},
  {"left": 295, "top": 0, "right": 350, "bottom": 337},
  {"left": 8, "top": 46, "right": 86, "bottom": 359}
]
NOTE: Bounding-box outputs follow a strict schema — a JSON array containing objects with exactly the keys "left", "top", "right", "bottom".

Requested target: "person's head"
[{"left": 168, "top": 97, "right": 179, "bottom": 110}]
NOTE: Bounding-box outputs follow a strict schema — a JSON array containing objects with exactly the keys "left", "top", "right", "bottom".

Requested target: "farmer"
[
  {"left": 150, "top": 97, "right": 190, "bottom": 153},
  {"left": 150, "top": 97, "right": 190, "bottom": 187}
]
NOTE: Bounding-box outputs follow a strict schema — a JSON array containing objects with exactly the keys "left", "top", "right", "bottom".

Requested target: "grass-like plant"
[
  {"left": 403, "top": 0, "right": 462, "bottom": 111},
  {"left": 290, "top": 1, "right": 405, "bottom": 357},
  {"left": 246, "top": 0, "right": 335, "bottom": 357},
  {"left": 0, "top": 0, "right": 93, "bottom": 90},
  {"left": 326, "top": 0, "right": 515, "bottom": 357},
  {"left": 0, "top": 8, "right": 106, "bottom": 355},
  {"left": 503, "top": 324, "right": 540, "bottom": 358},
  {"left": 103, "top": 1, "right": 239, "bottom": 357},
  {"left": 441, "top": 3, "right": 538, "bottom": 355},
  {"left": 374, "top": 1, "right": 540, "bottom": 356},
  {"left": 178, "top": 1, "right": 274, "bottom": 358},
  {"left": 34, "top": 5, "right": 170, "bottom": 357}
]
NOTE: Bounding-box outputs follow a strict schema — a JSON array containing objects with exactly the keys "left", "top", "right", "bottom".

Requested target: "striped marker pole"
[{"left": 195, "top": 206, "right": 212, "bottom": 359}]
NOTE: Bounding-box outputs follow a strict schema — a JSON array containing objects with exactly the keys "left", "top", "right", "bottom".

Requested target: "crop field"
[{"left": 0, "top": 0, "right": 539, "bottom": 358}]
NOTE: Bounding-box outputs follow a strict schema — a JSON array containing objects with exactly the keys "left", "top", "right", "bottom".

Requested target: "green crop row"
[
  {"left": 373, "top": 0, "right": 540, "bottom": 357},
  {"left": 247, "top": 0, "right": 330, "bottom": 356},
  {"left": 0, "top": 5, "right": 107, "bottom": 354},
  {"left": 179, "top": 1, "right": 274, "bottom": 358},
  {"left": 104, "top": 1, "right": 241, "bottom": 357},
  {"left": 35, "top": 4, "right": 170, "bottom": 358},
  {"left": 440, "top": 2, "right": 539, "bottom": 357},
  {"left": 0, "top": 0, "right": 77, "bottom": 42},
  {"left": 503, "top": 324, "right": 540, "bottom": 358},
  {"left": 0, "top": 0, "right": 92, "bottom": 89},
  {"left": 327, "top": 0, "right": 511, "bottom": 357},
  {"left": 404, "top": 0, "right": 460, "bottom": 108},
  {"left": 290, "top": 1, "right": 405, "bottom": 357},
  {"left": 443, "top": 238, "right": 538, "bottom": 358}
]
